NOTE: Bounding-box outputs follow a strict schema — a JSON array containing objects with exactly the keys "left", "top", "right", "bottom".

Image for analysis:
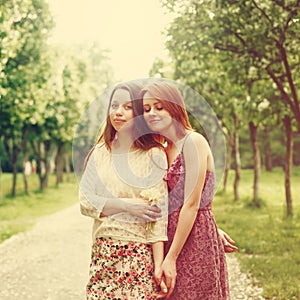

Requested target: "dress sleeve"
[
  {"left": 145, "top": 147, "right": 169, "bottom": 243},
  {"left": 79, "top": 150, "right": 108, "bottom": 220}
]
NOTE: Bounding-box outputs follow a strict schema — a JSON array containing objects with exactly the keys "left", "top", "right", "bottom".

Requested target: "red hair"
[{"left": 140, "top": 81, "right": 193, "bottom": 137}]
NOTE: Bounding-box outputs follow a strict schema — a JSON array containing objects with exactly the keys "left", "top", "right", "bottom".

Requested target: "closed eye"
[
  {"left": 144, "top": 105, "right": 151, "bottom": 113},
  {"left": 143, "top": 103, "right": 164, "bottom": 112}
]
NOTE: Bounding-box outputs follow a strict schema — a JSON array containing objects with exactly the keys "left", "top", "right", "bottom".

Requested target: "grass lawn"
[
  {"left": 214, "top": 167, "right": 300, "bottom": 300},
  {"left": 0, "top": 173, "right": 79, "bottom": 243}
]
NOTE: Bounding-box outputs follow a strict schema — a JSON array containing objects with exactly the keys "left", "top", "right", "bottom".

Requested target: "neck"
[
  {"left": 112, "top": 130, "right": 135, "bottom": 153},
  {"left": 164, "top": 127, "right": 188, "bottom": 146},
  {"left": 164, "top": 130, "right": 192, "bottom": 155}
]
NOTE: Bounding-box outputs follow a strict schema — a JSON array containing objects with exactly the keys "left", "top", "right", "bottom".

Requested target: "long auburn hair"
[
  {"left": 140, "top": 80, "right": 193, "bottom": 137},
  {"left": 84, "top": 80, "right": 163, "bottom": 168}
]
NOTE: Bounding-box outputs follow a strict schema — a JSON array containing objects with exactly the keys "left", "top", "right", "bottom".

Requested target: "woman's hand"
[
  {"left": 155, "top": 256, "right": 177, "bottom": 299},
  {"left": 154, "top": 267, "right": 168, "bottom": 299},
  {"left": 124, "top": 200, "right": 162, "bottom": 222},
  {"left": 218, "top": 228, "right": 238, "bottom": 253}
]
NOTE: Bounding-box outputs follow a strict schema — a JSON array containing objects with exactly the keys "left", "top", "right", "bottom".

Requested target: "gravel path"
[{"left": 0, "top": 204, "right": 264, "bottom": 299}]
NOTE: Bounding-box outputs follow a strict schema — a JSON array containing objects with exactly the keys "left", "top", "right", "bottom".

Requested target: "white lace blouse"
[{"left": 79, "top": 143, "right": 168, "bottom": 244}]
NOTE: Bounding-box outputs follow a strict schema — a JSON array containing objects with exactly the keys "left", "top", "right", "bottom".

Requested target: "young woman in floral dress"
[{"left": 141, "top": 80, "right": 234, "bottom": 300}]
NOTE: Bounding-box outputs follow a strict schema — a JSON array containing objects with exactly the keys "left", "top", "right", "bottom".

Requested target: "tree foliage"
[
  {"left": 160, "top": 0, "right": 299, "bottom": 213},
  {"left": 0, "top": 0, "right": 115, "bottom": 195}
]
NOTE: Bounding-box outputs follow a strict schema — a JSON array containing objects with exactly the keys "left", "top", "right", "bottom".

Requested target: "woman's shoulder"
[
  {"left": 185, "top": 131, "right": 209, "bottom": 149},
  {"left": 183, "top": 131, "right": 214, "bottom": 170},
  {"left": 95, "top": 142, "right": 106, "bottom": 150},
  {"left": 182, "top": 131, "right": 211, "bottom": 161},
  {"left": 94, "top": 142, "right": 108, "bottom": 155},
  {"left": 91, "top": 143, "right": 108, "bottom": 161}
]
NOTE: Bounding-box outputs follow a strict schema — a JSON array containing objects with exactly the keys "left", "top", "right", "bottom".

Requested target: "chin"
[{"left": 150, "top": 127, "right": 162, "bottom": 134}]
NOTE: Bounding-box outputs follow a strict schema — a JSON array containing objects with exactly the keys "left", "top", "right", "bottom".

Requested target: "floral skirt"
[{"left": 86, "top": 237, "right": 158, "bottom": 300}]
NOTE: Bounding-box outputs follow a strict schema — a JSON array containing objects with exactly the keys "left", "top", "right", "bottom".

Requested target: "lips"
[
  {"left": 113, "top": 118, "right": 126, "bottom": 123},
  {"left": 148, "top": 118, "right": 160, "bottom": 124}
]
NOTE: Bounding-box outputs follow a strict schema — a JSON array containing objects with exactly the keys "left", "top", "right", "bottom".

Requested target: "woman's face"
[
  {"left": 109, "top": 89, "right": 134, "bottom": 132},
  {"left": 143, "top": 92, "right": 173, "bottom": 133}
]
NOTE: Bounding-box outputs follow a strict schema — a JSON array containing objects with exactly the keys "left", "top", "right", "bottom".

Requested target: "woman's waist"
[
  {"left": 92, "top": 218, "right": 148, "bottom": 242},
  {"left": 199, "top": 202, "right": 212, "bottom": 210},
  {"left": 95, "top": 236, "right": 152, "bottom": 251}
]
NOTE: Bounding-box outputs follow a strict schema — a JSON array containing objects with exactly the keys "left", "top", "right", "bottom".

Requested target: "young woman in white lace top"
[{"left": 79, "top": 80, "right": 168, "bottom": 299}]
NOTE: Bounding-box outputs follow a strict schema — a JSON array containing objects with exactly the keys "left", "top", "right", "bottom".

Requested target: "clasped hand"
[{"left": 154, "top": 256, "right": 177, "bottom": 299}]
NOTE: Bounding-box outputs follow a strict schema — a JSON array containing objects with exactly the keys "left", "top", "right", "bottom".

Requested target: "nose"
[
  {"left": 115, "top": 106, "right": 124, "bottom": 116},
  {"left": 149, "top": 106, "right": 156, "bottom": 115}
]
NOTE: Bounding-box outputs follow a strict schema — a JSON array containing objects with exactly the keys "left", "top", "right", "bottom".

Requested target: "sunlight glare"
[{"left": 47, "top": 0, "right": 173, "bottom": 80}]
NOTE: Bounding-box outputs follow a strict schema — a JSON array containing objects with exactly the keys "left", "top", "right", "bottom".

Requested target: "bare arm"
[{"left": 152, "top": 241, "right": 164, "bottom": 272}]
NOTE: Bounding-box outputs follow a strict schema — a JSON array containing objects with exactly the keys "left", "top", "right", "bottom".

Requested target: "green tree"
[
  {"left": 208, "top": 0, "right": 299, "bottom": 216},
  {"left": 200, "top": 0, "right": 300, "bottom": 131},
  {"left": 161, "top": 0, "right": 299, "bottom": 215},
  {"left": 0, "top": 0, "right": 54, "bottom": 195}
]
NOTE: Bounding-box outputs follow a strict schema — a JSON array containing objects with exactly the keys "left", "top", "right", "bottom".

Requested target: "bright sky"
[{"left": 47, "top": 0, "right": 173, "bottom": 81}]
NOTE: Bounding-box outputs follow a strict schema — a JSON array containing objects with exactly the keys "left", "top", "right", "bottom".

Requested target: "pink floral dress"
[{"left": 164, "top": 152, "right": 230, "bottom": 300}]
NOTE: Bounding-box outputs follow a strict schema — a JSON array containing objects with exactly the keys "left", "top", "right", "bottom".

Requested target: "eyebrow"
[{"left": 143, "top": 101, "right": 161, "bottom": 106}]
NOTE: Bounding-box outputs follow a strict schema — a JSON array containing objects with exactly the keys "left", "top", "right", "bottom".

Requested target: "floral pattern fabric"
[
  {"left": 87, "top": 237, "right": 158, "bottom": 300},
  {"left": 164, "top": 152, "right": 230, "bottom": 300}
]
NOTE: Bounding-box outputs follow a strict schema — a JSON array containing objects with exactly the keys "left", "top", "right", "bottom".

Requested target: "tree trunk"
[
  {"left": 263, "top": 126, "right": 273, "bottom": 171},
  {"left": 11, "top": 142, "right": 19, "bottom": 197},
  {"left": 37, "top": 142, "right": 43, "bottom": 189},
  {"left": 22, "top": 127, "right": 29, "bottom": 194},
  {"left": 56, "top": 143, "right": 64, "bottom": 186},
  {"left": 249, "top": 121, "right": 261, "bottom": 206},
  {"left": 266, "top": 62, "right": 300, "bottom": 133},
  {"left": 233, "top": 114, "right": 241, "bottom": 201},
  {"left": 65, "top": 152, "right": 71, "bottom": 182},
  {"left": 223, "top": 132, "right": 232, "bottom": 192},
  {"left": 37, "top": 141, "right": 52, "bottom": 190},
  {"left": 283, "top": 116, "right": 293, "bottom": 217},
  {"left": 3, "top": 137, "right": 20, "bottom": 197}
]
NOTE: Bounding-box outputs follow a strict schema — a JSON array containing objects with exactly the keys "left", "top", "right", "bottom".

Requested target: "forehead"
[
  {"left": 143, "top": 93, "right": 160, "bottom": 104},
  {"left": 111, "top": 88, "right": 131, "bottom": 103}
]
